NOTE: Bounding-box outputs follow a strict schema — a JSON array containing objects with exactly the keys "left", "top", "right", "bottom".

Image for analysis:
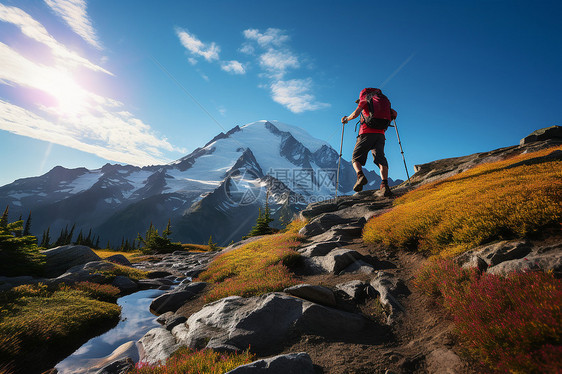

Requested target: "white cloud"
[
  {"left": 0, "top": 4, "right": 111, "bottom": 75},
  {"left": 221, "top": 60, "right": 245, "bottom": 75},
  {"left": 243, "top": 28, "right": 289, "bottom": 47},
  {"left": 239, "top": 42, "right": 254, "bottom": 55},
  {"left": 175, "top": 27, "right": 220, "bottom": 62},
  {"left": 270, "top": 79, "right": 330, "bottom": 113},
  {"left": 44, "top": 0, "right": 102, "bottom": 50},
  {"left": 0, "top": 100, "right": 177, "bottom": 166},
  {"left": 259, "top": 48, "right": 299, "bottom": 78},
  {"left": 188, "top": 57, "right": 198, "bottom": 65}
]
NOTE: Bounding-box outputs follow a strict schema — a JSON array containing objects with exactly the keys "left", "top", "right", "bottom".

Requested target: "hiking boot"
[
  {"left": 353, "top": 172, "right": 368, "bottom": 192},
  {"left": 380, "top": 180, "right": 393, "bottom": 197}
]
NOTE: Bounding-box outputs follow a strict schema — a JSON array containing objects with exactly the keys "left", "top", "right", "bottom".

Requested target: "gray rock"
[
  {"left": 137, "top": 327, "right": 179, "bottom": 365},
  {"left": 138, "top": 279, "right": 170, "bottom": 290},
  {"left": 300, "top": 202, "right": 338, "bottom": 220},
  {"left": 335, "top": 280, "right": 368, "bottom": 301},
  {"left": 299, "top": 213, "right": 354, "bottom": 237},
  {"left": 298, "top": 241, "right": 343, "bottom": 258},
  {"left": 156, "top": 311, "right": 174, "bottom": 325},
  {"left": 165, "top": 315, "right": 187, "bottom": 331},
  {"left": 41, "top": 245, "right": 101, "bottom": 277},
  {"left": 147, "top": 270, "right": 173, "bottom": 279},
  {"left": 426, "top": 348, "right": 464, "bottom": 374},
  {"left": 104, "top": 254, "right": 132, "bottom": 267},
  {"left": 330, "top": 223, "right": 363, "bottom": 237},
  {"left": 175, "top": 281, "right": 207, "bottom": 294},
  {"left": 150, "top": 290, "right": 197, "bottom": 314},
  {"left": 225, "top": 352, "right": 314, "bottom": 374},
  {"left": 88, "top": 341, "right": 139, "bottom": 374},
  {"left": 487, "top": 250, "right": 562, "bottom": 277},
  {"left": 95, "top": 358, "right": 134, "bottom": 374},
  {"left": 339, "top": 259, "right": 375, "bottom": 275},
  {"left": 370, "top": 272, "right": 409, "bottom": 323},
  {"left": 311, "top": 248, "right": 364, "bottom": 274},
  {"left": 520, "top": 125, "right": 562, "bottom": 145},
  {"left": 284, "top": 284, "right": 336, "bottom": 306},
  {"left": 184, "top": 293, "right": 367, "bottom": 355},
  {"left": 111, "top": 276, "right": 138, "bottom": 294},
  {"left": 460, "top": 255, "right": 488, "bottom": 273}
]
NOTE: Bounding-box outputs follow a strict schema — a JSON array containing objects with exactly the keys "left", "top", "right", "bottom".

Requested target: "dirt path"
[{"left": 280, "top": 238, "right": 475, "bottom": 374}]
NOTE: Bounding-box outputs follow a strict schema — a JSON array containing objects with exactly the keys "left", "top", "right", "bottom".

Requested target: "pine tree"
[
  {"left": 0, "top": 217, "right": 45, "bottom": 276},
  {"left": 67, "top": 224, "right": 75, "bottom": 245},
  {"left": 85, "top": 229, "right": 93, "bottom": 247},
  {"left": 40, "top": 227, "right": 51, "bottom": 248},
  {"left": 23, "top": 212, "right": 32, "bottom": 236},
  {"left": 244, "top": 193, "right": 275, "bottom": 238},
  {"left": 94, "top": 236, "right": 100, "bottom": 249},
  {"left": 76, "top": 230, "right": 84, "bottom": 245},
  {"left": 0, "top": 205, "right": 9, "bottom": 228}
]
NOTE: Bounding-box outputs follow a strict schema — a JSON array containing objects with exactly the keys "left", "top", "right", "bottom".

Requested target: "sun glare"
[{"left": 47, "top": 70, "right": 88, "bottom": 117}]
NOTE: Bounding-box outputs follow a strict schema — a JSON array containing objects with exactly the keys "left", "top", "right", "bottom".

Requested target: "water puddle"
[{"left": 55, "top": 288, "right": 167, "bottom": 374}]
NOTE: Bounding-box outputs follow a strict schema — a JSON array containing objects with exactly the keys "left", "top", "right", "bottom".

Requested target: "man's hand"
[{"left": 341, "top": 116, "right": 348, "bottom": 124}]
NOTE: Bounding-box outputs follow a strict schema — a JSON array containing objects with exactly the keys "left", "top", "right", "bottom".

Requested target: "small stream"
[{"left": 55, "top": 288, "right": 167, "bottom": 374}]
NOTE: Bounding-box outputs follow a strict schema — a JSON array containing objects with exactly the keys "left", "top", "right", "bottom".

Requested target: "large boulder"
[
  {"left": 519, "top": 125, "right": 562, "bottom": 145},
  {"left": 105, "top": 254, "right": 132, "bottom": 267},
  {"left": 41, "top": 245, "right": 101, "bottom": 277},
  {"left": 182, "top": 292, "right": 368, "bottom": 355},
  {"left": 225, "top": 352, "right": 315, "bottom": 374},
  {"left": 137, "top": 327, "right": 180, "bottom": 365},
  {"left": 112, "top": 276, "right": 138, "bottom": 294}
]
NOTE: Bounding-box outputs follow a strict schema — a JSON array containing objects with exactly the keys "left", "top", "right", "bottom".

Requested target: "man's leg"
[
  {"left": 351, "top": 136, "right": 371, "bottom": 192},
  {"left": 372, "top": 135, "right": 393, "bottom": 197}
]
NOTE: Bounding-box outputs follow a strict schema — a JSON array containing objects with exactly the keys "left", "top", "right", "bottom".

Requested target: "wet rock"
[
  {"left": 174, "top": 281, "right": 207, "bottom": 294},
  {"left": 150, "top": 290, "right": 197, "bottom": 315},
  {"left": 41, "top": 245, "right": 101, "bottom": 277},
  {"left": 95, "top": 358, "right": 134, "bottom": 374},
  {"left": 147, "top": 271, "right": 173, "bottom": 279},
  {"left": 284, "top": 284, "right": 336, "bottom": 306},
  {"left": 225, "top": 352, "right": 314, "bottom": 374},
  {"left": 137, "top": 327, "right": 179, "bottom": 365},
  {"left": 111, "top": 276, "right": 138, "bottom": 294}
]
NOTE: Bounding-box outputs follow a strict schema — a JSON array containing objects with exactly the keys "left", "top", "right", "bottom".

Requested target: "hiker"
[{"left": 341, "top": 88, "right": 397, "bottom": 196}]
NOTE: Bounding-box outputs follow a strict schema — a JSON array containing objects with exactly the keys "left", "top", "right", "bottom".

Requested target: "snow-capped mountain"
[{"left": 0, "top": 121, "right": 399, "bottom": 245}]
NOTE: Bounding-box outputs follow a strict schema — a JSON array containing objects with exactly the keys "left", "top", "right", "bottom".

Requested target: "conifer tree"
[
  {"left": 0, "top": 217, "right": 45, "bottom": 276},
  {"left": 208, "top": 235, "right": 219, "bottom": 251},
  {"left": 76, "top": 230, "right": 84, "bottom": 245},
  {"left": 0, "top": 205, "right": 9, "bottom": 228},
  {"left": 40, "top": 227, "right": 51, "bottom": 248},
  {"left": 23, "top": 212, "right": 32, "bottom": 236},
  {"left": 244, "top": 192, "right": 275, "bottom": 238}
]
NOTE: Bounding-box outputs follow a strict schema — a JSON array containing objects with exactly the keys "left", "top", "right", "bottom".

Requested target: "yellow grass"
[
  {"left": 363, "top": 146, "right": 562, "bottom": 257},
  {"left": 198, "top": 231, "right": 303, "bottom": 302},
  {"left": 93, "top": 249, "right": 143, "bottom": 261}
]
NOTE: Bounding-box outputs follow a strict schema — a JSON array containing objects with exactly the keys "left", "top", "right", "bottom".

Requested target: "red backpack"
[{"left": 359, "top": 88, "right": 392, "bottom": 130}]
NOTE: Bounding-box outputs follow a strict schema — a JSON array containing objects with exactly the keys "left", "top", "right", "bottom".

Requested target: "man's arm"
[{"left": 341, "top": 105, "right": 363, "bottom": 124}]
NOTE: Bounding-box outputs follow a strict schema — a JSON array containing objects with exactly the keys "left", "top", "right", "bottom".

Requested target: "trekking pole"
[
  {"left": 335, "top": 122, "right": 345, "bottom": 201},
  {"left": 392, "top": 119, "right": 410, "bottom": 184}
]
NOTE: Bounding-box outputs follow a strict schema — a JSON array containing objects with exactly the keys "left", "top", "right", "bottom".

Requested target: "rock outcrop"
[{"left": 41, "top": 245, "right": 101, "bottom": 277}]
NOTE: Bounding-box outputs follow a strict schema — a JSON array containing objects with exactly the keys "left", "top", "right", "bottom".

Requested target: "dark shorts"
[{"left": 352, "top": 133, "right": 388, "bottom": 167}]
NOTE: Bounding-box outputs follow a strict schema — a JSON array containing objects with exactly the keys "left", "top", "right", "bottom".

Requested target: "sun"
[{"left": 48, "top": 70, "right": 88, "bottom": 117}]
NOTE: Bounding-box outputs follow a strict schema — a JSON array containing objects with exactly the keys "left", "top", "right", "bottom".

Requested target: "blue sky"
[{"left": 0, "top": 0, "right": 560, "bottom": 186}]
